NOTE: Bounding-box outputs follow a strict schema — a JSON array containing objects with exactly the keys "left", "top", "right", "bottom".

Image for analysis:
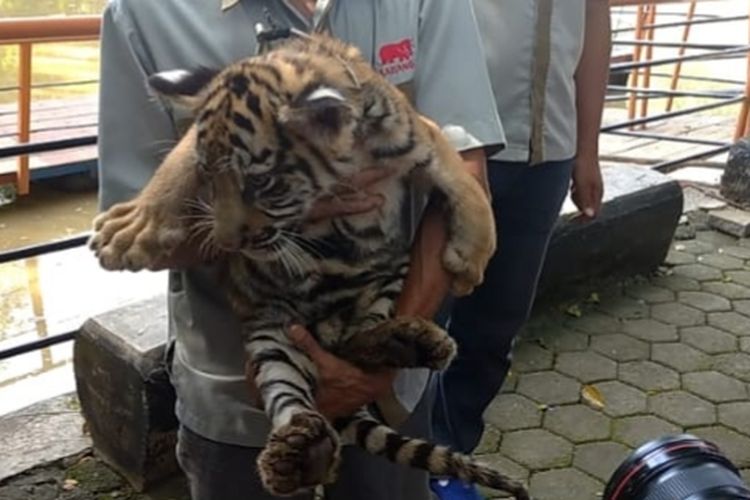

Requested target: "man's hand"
[
  {"left": 245, "top": 325, "right": 396, "bottom": 419},
  {"left": 570, "top": 154, "right": 603, "bottom": 221},
  {"left": 572, "top": 0, "right": 610, "bottom": 222},
  {"left": 158, "top": 166, "right": 393, "bottom": 269},
  {"left": 396, "top": 147, "right": 488, "bottom": 318},
  {"left": 288, "top": 325, "right": 396, "bottom": 419},
  {"left": 305, "top": 167, "right": 393, "bottom": 223}
]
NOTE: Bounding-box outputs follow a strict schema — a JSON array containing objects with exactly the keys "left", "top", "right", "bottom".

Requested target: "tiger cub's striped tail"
[{"left": 334, "top": 413, "right": 531, "bottom": 500}]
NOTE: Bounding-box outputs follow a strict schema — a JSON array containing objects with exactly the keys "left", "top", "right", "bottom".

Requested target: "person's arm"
[
  {"left": 395, "top": 0, "right": 501, "bottom": 317},
  {"left": 148, "top": 165, "right": 394, "bottom": 270},
  {"left": 571, "top": 0, "right": 611, "bottom": 220},
  {"left": 290, "top": 0, "right": 502, "bottom": 419},
  {"left": 289, "top": 148, "right": 487, "bottom": 420},
  {"left": 396, "top": 147, "right": 487, "bottom": 319}
]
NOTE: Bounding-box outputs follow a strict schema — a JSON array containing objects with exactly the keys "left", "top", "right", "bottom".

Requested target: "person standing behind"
[{"left": 431, "top": 1, "right": 611, "bottom": 498}]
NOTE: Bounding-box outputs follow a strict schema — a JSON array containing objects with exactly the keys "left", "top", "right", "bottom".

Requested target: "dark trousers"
[
  {"left": 432, "top": 158, "right": 574, "bottom": 453},
  {"left": 176, "top": 378, "right": 436, "bottom": 500}
]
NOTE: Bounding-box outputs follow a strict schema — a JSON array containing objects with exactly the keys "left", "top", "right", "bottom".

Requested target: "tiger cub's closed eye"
[{"left": 249, "top": 175, "right": 274, "bottom": 188}]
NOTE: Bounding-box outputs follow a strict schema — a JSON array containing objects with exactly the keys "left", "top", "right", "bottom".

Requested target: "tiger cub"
[{"left": 90, "top": 34, "right": 528, "bottom": 500}]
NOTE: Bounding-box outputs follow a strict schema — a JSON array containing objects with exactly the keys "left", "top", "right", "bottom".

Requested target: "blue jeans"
[{"left": 432, "top": 159, "right": 574, "bottom": 453}]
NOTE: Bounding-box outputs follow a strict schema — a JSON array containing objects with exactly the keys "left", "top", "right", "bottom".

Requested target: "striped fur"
[
  {"left": 91, "top": 34, "right": 524, "bottom": 499},
  {"left": 336, "top": 412, "right": 530, "bottom": 500}
]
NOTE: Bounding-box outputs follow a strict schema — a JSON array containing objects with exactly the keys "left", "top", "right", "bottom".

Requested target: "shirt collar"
[{"left": 221, "top": 0, "right": 334, "bottom": 32}]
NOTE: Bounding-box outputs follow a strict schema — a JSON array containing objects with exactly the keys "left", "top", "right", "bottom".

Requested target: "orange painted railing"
[
  {"left": 0, "top": 16, "right": 100, "bottom": 195},
  {"left": 0, "top": 4, "right": 746, "bottom": 197}
]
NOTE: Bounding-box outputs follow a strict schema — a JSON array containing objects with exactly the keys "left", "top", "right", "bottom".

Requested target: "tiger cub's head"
[{"left": 149, "top": 35, "right": 389, "bottom": 259}]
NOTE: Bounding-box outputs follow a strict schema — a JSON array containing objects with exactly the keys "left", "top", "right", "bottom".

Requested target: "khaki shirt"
[
  {"left": 98, "top": 0, "right": 503, "bottom": 446},
  {"left": 473, "top": 0, "right": 586, "bottom": 164}
]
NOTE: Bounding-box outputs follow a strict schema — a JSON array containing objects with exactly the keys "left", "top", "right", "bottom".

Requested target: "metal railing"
[
  {"left": 0, "top": 16, "right": 100, "bottom": 195},
  {"left": 603, "top": 1, "right": 750, "bottom": 172},
  {"left": 0, "top": 195, "right": 91, "bottom": 362},
  {"left": 1, "top": 2, "right": 749, "bottom": 363}
]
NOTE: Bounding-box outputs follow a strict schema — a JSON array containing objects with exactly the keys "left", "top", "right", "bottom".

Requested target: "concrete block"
[
  {"left": 708, "top": 208, "right": 750, "bottom": 238},
  {"left": 73, "top": 294, "right": 178, "bottom": 492},
  {"left": 538, "top": 164, "right": 683, "bottom": 296},
  {"left": 669, "top": 166, "right": 721, "bottom": 186},
  {"left": 683, "top": 186, "right": 727, "bottom": 212}
]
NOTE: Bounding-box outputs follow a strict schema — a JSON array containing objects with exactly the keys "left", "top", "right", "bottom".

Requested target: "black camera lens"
[{"left": 603, "top": 434, "right": 750, "bottom": 500}]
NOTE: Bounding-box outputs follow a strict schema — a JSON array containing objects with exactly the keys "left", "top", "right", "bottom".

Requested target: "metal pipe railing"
[
  {"left": 0, "top": 16, "right": 101, "bottom": 196},
  {"left": 0, "top": 79, "right": 99, "bottom": 94},
  {"left": 0, "top": 135, "right": 95, "bottom": 363},
  {"left": 0, "top": 136, "right": 97, "bottom": 159},
  {"left": 607, "top": 85, "right": 740, "bottom": 99},
  {"left": 602, "top": 95, "right": 746, "bottom": 132},
  {"left": 652, "top": 144, "right": 733, "bottom": 172},
  {"left": 603, "top": 129, "right": 728, "bottom": 146},
  {"left": 647, "top": 72, "right": 745, "bottom": 86},
  {"left": 0, "top": 332, "right": 77, "bottom": 362},
  {"left": 0, "top": 16, "right": 100, "bottom": 44},
  {"left": 610, "top": 44, "right": 750, "bottom": 73},
  {"left": 612, "top": 40, "right": 736, "bottom": 50},
  {"left": 0, "top": 233, "right": 92, "bottom": 266},
  {"left": 0, "top": 1, "right": 748, "bottom": 366},
  {"left": 612, "top": 14, "right": 746, "bottom": 33}
]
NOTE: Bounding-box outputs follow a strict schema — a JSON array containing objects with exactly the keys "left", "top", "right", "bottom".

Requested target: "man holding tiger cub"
[{"left": 96, "top": 0, "right": 503, "bottom": 499}]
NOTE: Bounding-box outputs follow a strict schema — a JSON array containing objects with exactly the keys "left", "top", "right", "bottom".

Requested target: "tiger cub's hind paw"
[
  {"left": 442, "top": 194, "right": 497, "bottom": 296},
  {"left": 442, "top": 241, "right": 488, "bottom": 296},
  {"left": 346, "top": 317, "right": 456, "bottom": 371},
  {"left": 258, "top": 412, "right": 341, "bottom": 497}
]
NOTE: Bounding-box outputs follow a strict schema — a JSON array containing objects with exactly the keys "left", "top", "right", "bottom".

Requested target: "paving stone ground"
[
  {"left": 1, "top": 230, "right": 749, "bottom": 500},
  {"left": 476, "top": 228, "right": 750, "bottom": 499}
]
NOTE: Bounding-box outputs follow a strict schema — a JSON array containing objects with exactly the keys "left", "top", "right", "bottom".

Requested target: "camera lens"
[{"left": 603, "top": 434, "right": 750, "bottom": 500}]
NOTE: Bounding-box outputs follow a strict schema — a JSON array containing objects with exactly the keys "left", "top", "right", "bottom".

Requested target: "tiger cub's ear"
[
  {"left": 148, "top": 67, "right": 219, "bottom": 112},
  {"left": 280, "top": 86, "right": 354, "bottom": 134}
]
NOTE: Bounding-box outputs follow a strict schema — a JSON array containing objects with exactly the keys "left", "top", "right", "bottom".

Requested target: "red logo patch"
[{"left": 378, "top": 38, "right": 415, "bottom": 77}]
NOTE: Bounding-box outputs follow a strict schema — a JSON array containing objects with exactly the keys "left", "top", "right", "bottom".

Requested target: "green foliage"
[
  {"left": 0, "top": 0, "right": 107, "bottom": 16},
  {"left": 0, "top": 1, "right": 105, "bottom": 104},
  {"left": 0, "top": 46, "right": 18, "bottom": 89}
]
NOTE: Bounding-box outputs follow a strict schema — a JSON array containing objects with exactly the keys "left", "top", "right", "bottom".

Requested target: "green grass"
[
  {"left": 0, "top": 0, "right": 105, "bottom": 105},
  {"left": 0, "top": 42, "right": 100, "bottom": 105},
  {"left": 0, "top": 0, "right": 107, "bottom": 17}
]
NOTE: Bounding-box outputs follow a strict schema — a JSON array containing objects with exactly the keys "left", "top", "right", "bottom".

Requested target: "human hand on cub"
[
  {"left": 306, "top": 167, "right": 393, "bottom": 222},
  {"left": 245, "top": 325, "right": 396, "bottom": 420}
]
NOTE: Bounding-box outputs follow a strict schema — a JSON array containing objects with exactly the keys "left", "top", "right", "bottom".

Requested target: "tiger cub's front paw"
[
  {"left": 89, "top": 199, "right": 186, "bottom": 271},
  {"left": 257, "top": 412, "right": 341, "bottom": 497},
  {"left": 442, "top": 207, "right": 497, "bottom": 296},
  {"left": 346, "top": 317, "right": 457, "bottom": 371}
]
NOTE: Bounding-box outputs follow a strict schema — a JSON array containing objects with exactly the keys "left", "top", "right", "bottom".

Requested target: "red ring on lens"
[{"left": 609, "top": 442, "right": 705, "bottom": 500}]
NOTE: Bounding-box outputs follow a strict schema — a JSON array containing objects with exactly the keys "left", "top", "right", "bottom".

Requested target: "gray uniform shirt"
[
  {"left": 98, "top": 0, "right": 503, "bottom": 447},
  {"left": 473, "top": 0, "right": 586, "bottom": 164}
]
